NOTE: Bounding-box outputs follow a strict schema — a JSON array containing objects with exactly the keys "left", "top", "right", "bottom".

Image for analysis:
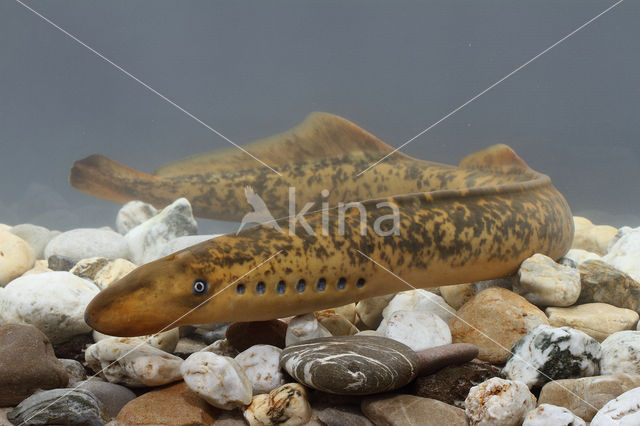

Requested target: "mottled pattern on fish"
[{"left": 81, "top": 113, "right": 573, "bottom": 336}]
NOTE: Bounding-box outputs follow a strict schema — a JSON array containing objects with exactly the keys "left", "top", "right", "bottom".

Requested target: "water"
[{"left": 1, "top": 0, "right": 638, "bottom": 231}]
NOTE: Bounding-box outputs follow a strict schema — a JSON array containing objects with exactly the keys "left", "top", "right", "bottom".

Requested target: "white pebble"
[
  {"left": 465, "top": 377, "right": 536, "bottom": 426},
  {"left": 44, "top": 228, "right": 130, "bottom": 263},
  {"left": 377, "top": 310, "right": 451, "bottom": 352},
  {"left": 9, "top": 223, "right": 59, "bottom": 260},
  {"left": 70, "top": 257, "right": 136, "bottom": 290},
  {"left": 285, "top": 313, "right": 332, "bottom": 346},
  {"left": 0, "top": 230, "right": 35, "bottom": 286},
  {"left": 591, "top": 386, "right": 640, "bottom": 425},
  {"left": 116, "top": 201, "right": 157, "bottom": 235},
  {"left": 515, "top": 254, "right": 581, "bottom": 307},
  {"left": 564, "top": 248, "right": 602, "bottom": 266},
  {"left": 235, "top": 345, "right": 285, "bottom": 394},
  {"left": 523, "top": 403, "right": 586, "bottom": 426},
  {"left": 603, "top": 226, "right": 640, "bottom": 282},
  {"left": 180, "top": 351, "right": 252, "bottom": 410},
  {"left": 600, "top": 331, "right": 640, "bottom": 375},
  {"left": 92, "top": 328, "right": 180, "bottom": 353},
  {"left": 379, "top": 289, "right": 455, "bottom": 330}
]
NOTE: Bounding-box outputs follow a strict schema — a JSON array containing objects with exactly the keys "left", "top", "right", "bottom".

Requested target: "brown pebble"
[
  {"left": 225, "top": 320, "right": 288, "bottom": 352},
  {"left": 415, "top": 343, "right": 479, "bottom": 376}
]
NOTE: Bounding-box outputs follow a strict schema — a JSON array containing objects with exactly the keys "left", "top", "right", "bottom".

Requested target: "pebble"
[
  {"left": 355, "top": 294, "right": 394, "bottom": 329},
  {"left": 448, "top": 287, "right": 549, "bottom": 363},
  {"left": 603, "top": 226, "right": 640, "bottom": 282},
  {"left": 44, "top": 227, "right": 130, "bottom": 263},
  {"left": 439, "top": 283, "right": 475, "bottom": 310},
  {"left": 376, "top": 310, "right": 451, "bottom": 352},
  {"left": 174, "top": 336, "right": 208, "bottom": 356},
  {"left": 0, "top": 324, "right": 68, "bottom": 406},
  {"left": 314, "top": 405, "right": 373, "bottom": 426},
  {"left": 411, "top": 359, "right": 502, "bottom": 408},
  {"left": 22, "top": 259, "right": 53, "bottom": 276},
  {"left": 59, "top": 358, "right": 87, "bottom": 386},
  {"left": 465, "top": 377, "right": 536, "bottom": 426},
  {"left": 502, "top": 324, "right": 601, "bottom": 388},
  {"left": 578, "top": 259, "right": 640, "bottom": 311},
  {"left": 70, "top": 257, "right": 136, "bottom": 290},
  {"left": 523, "top": 403, "right": 586, "bottom": 426},
  {"left": 115, "top": 200, "right": 157, "bottom": 235},
  {"left": 285, "top": 313, "right": 332, "bottom": 346},
  {"left": 159, "top": 234, "right": 220, "bottom": 257},
  {"left": 235, "top": 344, "right": 285, "bottom": 394},
  {"left": 315, "top": 310, "right": 359, "bottom": 336},
  {"left": 85, "top": 338, "right": 183, "bottom": 387},
  {"left": 47, "top": 253, "right": 77, "bottom": 271},
  {"left": 76, "top": 380, "right": 137, "bottom": 419},
  {"left": 600, "top": 331, "right": 640, "bottom": 375},
  {"left": 415, "top": 342, "right": 479, "bottom": 376},
  {"left": 243, "top": 383, "right": 312, "bottom": 426},
  {"left": 7, "top": 388, "right": 108, "bottom": 425},
  {"left": 321, "top": 302, "right": 357, "bottom": 324},
  {"left": 180, "top": 351, "right": 252, "bottom": 410},
  {"left": 0, "top": 230, "right": 35, "bottom": 285},
  {"left": 202, "top": 338, "right": 240, "bottom": 357},
  {"left": 92, "top": 328, "right": 180, "bottom": 353},
  {"left": 280, "top": 336, "right": 419, "bottom": 395},
  {"left": 379, "top": 289, "right": 456, "bottom": 328},
  {"left": 115, "top": 381, "right": 219, "bottom": 425},
  {"left": 124, "top": 197, "right": 198, "bottom": 265},
  {"left": 0, "top": 271, "right": 99, "bottom": 343},
  {"left": 226, "top": 320, "right": 288, "bottom": 351},
  {"left": 538, "top": 374, "right": 640, "bottom": 421},
  {"left": 546, "top": 303, "right": 639, "bottom": 342},
  {"left": 9, "top": 223, "right": 59, "bottom": 260},
  {"left": 361, "top": 394, "right": 468, "bottom": 426},
  {"left": 514, "top": 253, "right": 581, "bottom": 307},
  {"left": 571, "top": 216, "right": 617, "bottom": 255},
  {"left": 591, "top": 386, "right": 640, "bottom": 425},
  {"left": 564, "top": 248, "right": 602, "bottom": 265}
]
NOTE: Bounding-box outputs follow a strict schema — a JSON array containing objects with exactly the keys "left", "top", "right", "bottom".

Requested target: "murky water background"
[{"left": 1, "top": 1, "right": 638, "bottom": 232}]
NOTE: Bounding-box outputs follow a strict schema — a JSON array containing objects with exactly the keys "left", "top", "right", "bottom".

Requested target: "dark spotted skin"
[{"left": 84, "top": 143, "right": 574, "bottom": 337}]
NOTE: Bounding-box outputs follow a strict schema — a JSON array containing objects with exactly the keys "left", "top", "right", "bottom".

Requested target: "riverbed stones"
[
  {"left": 202, "top": 339, "right": 240, "bottom": 357},
  {"left": 0, "top": 229, "right": 35, "bottom": 285},
  {"left": 235, "top": 344, "right": 285, "bottom": 394},
  {"left": 379, "top": 289, "right": 455, "bottom": 328},
  {"left": 361, "top": 394, "right": 468, "bottom": 426},
  {"left": 439, "top": 283, "right": 475, "bottom": 310},
  {"left": 285, "top": 313, "right": 332, "bottom": 346},
  {"left": 0, "top": 324, "right": 68, "bottom": 406},
  {"left": 448, "top": 287, "right": 549, "bottom": 363},
  {"left": 537, "top": 374, "right": 640, "bottom": 421},
  {"left": 93, "top": 328, "right": 180, "bottom": 353},
  {"left": 70, "top": 257, "right": 136, "bottom": 290},
  {"left": 411, "top": 359, "right": 501, "bottom": 408},
  {"left": 377, "top": 310, "right": 452, "bottom": 352},
  {"left": 315, "top": 310, "right": 359, "bottom": 336},
  {"left": 355, "top": 294, "right": 394, "bottom": 329},
  {"left": 415, "top": 343, "right": 479, "bottom": 376},
  {"left": 281, "top": 336, "right": 419, "bottom": 395},
  {"left": 226, "top": 320, "right": 288, "bottom": 351},
  {"left": 85, "top": 338, "right": 183, "bottom": 387},
  {"left": 76, "top": 380, "right": 137, "bottom": 419},
  {"left": 243, "top": 383, "right": 312, "bottom": 426},
  {"left": 9, "top": 223, "right": 59, "bottom": 260},
  {"left": 603, "top": 226, "right": 640, "bottom": 282},
  {"left": 546, "top": 303, "right": 639, "bottom": 341},
  {"left": 523, "top": 404, "right": 586, "bottom": 426},
  {"left": 600, "top": 330, "right": 640, "bottom": 375},
  {"left": 0, "top": 271, "right": 99, "bottom": 343},
  {"left": 514, "top": 254, "right": 581, "bottom": 307},
  {"left": 564, "top": 248, "right": 602, "bottom": 266},
  {"left": 572, "top": 216, "right": 617, "bottom": 256},
  {"left": 44, "top": 227, "right": 130, "bottom": 263},
  {"left": 577, "top": 259, "right": 640, "bottom": 312},
  {"left": 590, "top": 386, "right": 640, "bottom": 425},
  {"left": 60, "top": 358, "right": 87, "bottom": 386},
  {"left": 124, "top": 197, "right": 198, "bottom": 265},
  {"left": 7, "top": 388, "right": 109, "bottom": 425},
  {"left": 180, "top": 351, "right": 252, "bottom": 410},
  {"left": 465, "top": 377, "right": 536, "bottom": 426},
  {"left": 115, "top": 200, "right": 157, "bottom": 235}
]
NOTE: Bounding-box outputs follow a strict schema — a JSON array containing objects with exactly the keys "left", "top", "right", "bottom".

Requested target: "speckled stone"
[
  {"left": 280, "top": 336, "right": 419, "bottom": 395},
  {"left": 578, "top": 260, "right": 640, "bottom": 312},
  {"left": 523, "top": 403, "right": 586, "bottom": 426},
  {"left": 70, "top": 257, "right": 136, "bottom": 290},
  {"left": 411, "top": 360, "right": 501, "bottom": 408},
  {"left": 502, "top": 325, "right": 601, "bottom": 388},
  {"left": 603, "top": 226, "right": 640, "bottom": 282},
  {"left": 591, "top": 387, "right": 640, "bottom": 425},
  {"left": 235, "top": 344, "right": 285, "bottom": 394},
  {"left": 600, "top": 330, "right": 640, "bottom": 375},
  {"left": 7, "top": 388, "right": 109, "bottom": 425},
  {"left": 361, "top": 394, "right": 468, "bottom": 426},
  {"left": 243, "top": 383, "right": 312, "bottom": 426},
  {"left": 465, "top": 377, "right": 536, "bottom": 426},
  {"left": 226, "top": 320, "right": 288, "bottom": 351},
  {"left": 115, "top": 200, "right": 157, "bottom": 235},
  {"left": 285, "top": 313, "right": 332, "bottom": 346}
]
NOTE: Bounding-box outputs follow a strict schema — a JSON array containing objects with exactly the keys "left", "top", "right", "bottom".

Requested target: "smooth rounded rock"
[
  {"left": 564, "top": 248, "right": 602, "bottom": 266},
  {"left": 285, "top": 313, "right": 332, "bottom": 346},
  {"left": 201, "top": 338, "right": 240, "bottom": 357},
  {"left": 92, "top": 328, "right": 180, "bottom": 353},
  {"left": 362, "top": 394, "right": 468, "bottom": 426},
  {"left": 571, "top": 216, "right": 617, "bottom": 256},
  {"left": 76, "top": 380, "right": 137, "bottom": 419},
  {"left": 377, "top": 310, "right": 451, "bottom": 352},
  {"left": 115, "top": 200, "right": 157, "bottom": 235},
  {"left": 465, "top": 377, "right": 536, "bottom": 426},
  {"left": 603, "top": 226, "right": 640, "bottom": 282},
  {"left": 591, "top": 386, "right": 640, "bottom": 425},
  {"left": 235, "top": 344, "right": 285, "bottom": 394},
  {"left": 315, "top": 310, "right": 359, "bottom": 336},
  {"left": 60, "top": 358, "right": 87, "bottom": 386},
  {"left": 439, "top": 283, "right": 475, "bottom": 310},
  {"left": 45, "top": 228, "right": 130, "bottom": 263},
  {"left": 0, "top": 230, "right": 35, "bottom": 285},
  {"left": 523, "top": 403, "right": 586, "bottom": 426},
  {"left": 280, "top": 336, "right": 419, "bottom": 395},
  {"left": 7, "top": 388, "right": 108, "bottom": 425},
  {"left": 181, "top": 351, "right": 252, "bottom": 410},
  {"left": 578, "top": 259, "right": 640, "bottom": 312},
  {"left": 546, "top": 303, "right": 639, "bottom": 342},
  {"left": 0, "top": 324, "right": 68, "bottom": 406},
  {"left": 70, "top": 257, "right": 136, "bottom": 290},
  {"left": 226, "top": 320, "right": 287, "bottom": 351},
  {"left": 356, "top": 294, "right": 394, "bottom": 329},
  {"left": 515, "top": 253, "right": 581, "bottom": 307},
  {"left": 379, "top": 289, "right": 456, "bottom": 329},
  {"left": 448, "top": 287, "right": 549, "bottom": 363},
  {"left": 85, "top": 338, "right": 183, "bottom": 387},
  {"left": 415, "top": 343, "right": 479, "bottom": 376},
  {"left": 243, "top": 383, "right": 312, "bottom": 426},
  {"left": 9, "top": 223, "right": 59, "bottom": 260},
  {"left": 0, "top": 271, "right": 99, "bottom": 343},
  {"left": 600, "top": 331, "right": 640, "bottom": 375}
]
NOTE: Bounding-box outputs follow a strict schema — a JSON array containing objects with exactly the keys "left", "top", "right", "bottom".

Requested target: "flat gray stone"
[{"left": 7, "top": 388, "right": 108, "bottom": 425}]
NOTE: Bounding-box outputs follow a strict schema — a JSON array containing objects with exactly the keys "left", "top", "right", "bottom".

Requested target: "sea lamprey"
[{"left": 79, "top": 113, "right": 574, "bottom": 337}]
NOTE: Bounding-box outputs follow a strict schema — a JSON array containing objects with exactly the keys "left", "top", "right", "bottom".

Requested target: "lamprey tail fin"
[
  {"left": 69, "top": 154, "right": 158, "bottom": 204},
  {"left": 458, "top": 144, "right": 531, "bottom": 171},
  {"left": 152, "top": 112, "right": 401, "bottom": 177}
]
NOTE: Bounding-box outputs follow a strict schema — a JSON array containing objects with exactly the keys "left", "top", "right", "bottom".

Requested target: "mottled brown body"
[{"left": 81, "top": 115, "right": 574, "bottom": 336}]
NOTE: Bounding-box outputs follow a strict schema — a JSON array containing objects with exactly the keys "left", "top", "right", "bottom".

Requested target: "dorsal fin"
[
  {"left": 458, "top": 144, "right": 531, "bottom": 170},
  {"left": 153, "top": 112, "right": 398, "bottom": 176}
]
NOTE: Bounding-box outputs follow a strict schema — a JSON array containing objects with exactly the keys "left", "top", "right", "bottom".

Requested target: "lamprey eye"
[
  {"left": 192, "top": 279, "right": 208, "bottom": 295},
  {"left": 337, "top": 277, "right": 347, "bottom": 290}
]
